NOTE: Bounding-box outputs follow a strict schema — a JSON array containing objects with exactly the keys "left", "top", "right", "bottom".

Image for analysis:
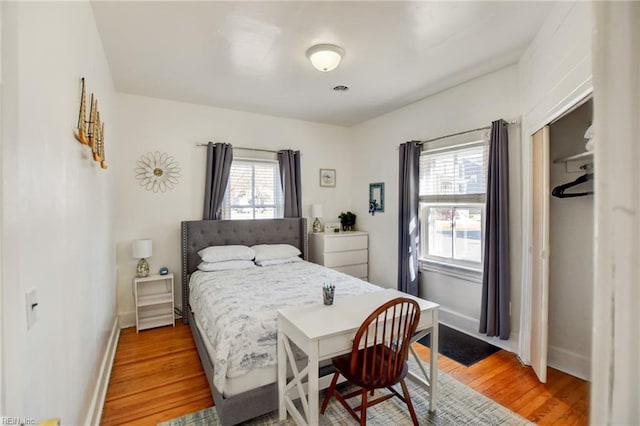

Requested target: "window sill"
[{"left": 419, "top": 260, "right": 482, "bottom": 284}]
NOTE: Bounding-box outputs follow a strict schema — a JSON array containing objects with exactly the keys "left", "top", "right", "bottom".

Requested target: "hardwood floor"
[
  {"left": 101, "top": 322, "right": 588, "bottom": 425},
  {"left": 412, "top": 344, "right": 589, "bottom": 425},
  {"left": 101, "top": 323, "right": 213, "bottom": 425}
]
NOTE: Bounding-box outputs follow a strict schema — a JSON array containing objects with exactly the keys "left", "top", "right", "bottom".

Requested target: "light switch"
[{"left": 26, "top": 289, "right": 38, "bottom": 329}]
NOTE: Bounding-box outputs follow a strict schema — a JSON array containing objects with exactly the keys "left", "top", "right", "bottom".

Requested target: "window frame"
[
  {"left": 222, "top": 157, "right": 284, "bottom": 220},
  {"left": 419, "top": 202, "right": 485, "bottom": 272},
  {"left": 418, "top": 133, "right": 489, "bottom": 278}
]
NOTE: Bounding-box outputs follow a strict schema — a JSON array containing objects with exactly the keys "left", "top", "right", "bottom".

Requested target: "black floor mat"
[{"left": 418, "top": 324, "right": 500, "bottom": 367}]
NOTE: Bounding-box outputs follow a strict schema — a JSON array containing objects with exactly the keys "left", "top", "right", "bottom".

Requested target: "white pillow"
[
  {"left": 197, "top": 260, "right": 256, "bottom": 272},
  {"left": 251, "top": 244, "right": 302, "bottom": 262},
  {"left": 198, "top": 245, "right": 255, "bottom": 263},
  {"left": 255, "top": 257, "right": 303, "bottom": 267}
]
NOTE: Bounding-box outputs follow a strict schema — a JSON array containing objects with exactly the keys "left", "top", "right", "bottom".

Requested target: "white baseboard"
[
  {"left": 84, "top": 316, "right": 120, "bottom": 426},
  {"left": 438, "top": 307, "right": 520, "bottom": 355},
  {"left": 118, "top": 311, "right": 135, "bottom": 329},
  {"left": 548, "top": 345, "right": 591, "bottom": 381}
]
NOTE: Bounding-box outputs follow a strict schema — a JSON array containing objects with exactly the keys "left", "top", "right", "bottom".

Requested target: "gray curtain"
[
  {"left": 480, "top": 119, "right": 510, "bottom": 339},
  {"left": 398, "top": 141, "right": 421, "bottom": 296},
  {"left": 278, "top": 150, "right": 302, "bottom": 218},
  {"left": 203, "top": 142, "right": 233, "bottom": 220}
]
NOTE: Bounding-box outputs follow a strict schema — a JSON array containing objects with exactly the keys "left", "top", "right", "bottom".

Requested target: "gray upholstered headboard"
[{"left": 181, "top": 218, "right": 308, "bottom": 323}]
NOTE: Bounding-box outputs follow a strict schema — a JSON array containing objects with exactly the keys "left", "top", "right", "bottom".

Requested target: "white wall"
[
  {"left": 519, "top": 2, "right": 593, "bottom": 132},
  {"left": 518, "top": 1, "right": 593, "bottom": 365},
  {"left": 350, "top": 65, "right": 522, "bottom": 350},
  {"left": 0, "top": 1, "right": 4, "bottom": 414},
  {"left": 591, "top": 3, "right": 640, "bottom": 422},
  {"left": 1, "top": 2, "right": 116, "bottom": 424},
  {"left": 114, "top": 94, "right": 353, "bottom": 325},
  {"left": 548, "top": 101, "right": 593, "bottom": 380}
]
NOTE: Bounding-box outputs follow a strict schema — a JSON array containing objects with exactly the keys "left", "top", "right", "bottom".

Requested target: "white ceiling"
[{"left": 92, "top": 1, "right": 553, "bottom": 127}]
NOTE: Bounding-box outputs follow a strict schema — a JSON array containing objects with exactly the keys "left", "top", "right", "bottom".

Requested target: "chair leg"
[
  {"left": 360, "top": 388, "right": 368, "bottom": 426},
  {"left": 320, "top": 372, "right": 340, "bottom": 414},
  {"left": 399, "top": 379, "right": 419, "bottom": 426}
]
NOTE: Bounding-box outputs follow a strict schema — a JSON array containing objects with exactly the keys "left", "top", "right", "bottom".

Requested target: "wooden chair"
[{"left": 320, "top": 297, "right": 421, "bottom": 425}]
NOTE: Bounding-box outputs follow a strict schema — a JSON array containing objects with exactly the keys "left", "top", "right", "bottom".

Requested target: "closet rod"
[
  {"left": 417, "top": 119, "right": 519, "bottom": 145},
  {"left": 196, "top": 143, "right": 278, "bottom": 154}
]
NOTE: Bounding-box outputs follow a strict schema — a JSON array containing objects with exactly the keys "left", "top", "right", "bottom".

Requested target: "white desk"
[{"left": 277, "top": 289, "right": 439, "bottom": 426}]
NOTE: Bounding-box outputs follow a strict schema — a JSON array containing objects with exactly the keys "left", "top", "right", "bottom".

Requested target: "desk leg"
[
  {"left": 429, "top": 308, "right": 439, "bottom": 412},
  {"left": 277, "top": 329, "right": 287, "bottom": 421},
  {"left": 308, "top": 348, "right": 320, "bottom": 426},
  {"left": 407, "top": 310, "right": 439, "bottom": 412},
  {"left": 279, "top": 335, "right": 314, "bottom": 425}
]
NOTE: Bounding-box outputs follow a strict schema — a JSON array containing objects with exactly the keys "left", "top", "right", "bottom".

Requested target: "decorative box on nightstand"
[
  {"left": 308, "top": 231, "right": 368, "bottom": 280},
  {"left": 133, "top": 273, "right": 175, "bottom": 332}
]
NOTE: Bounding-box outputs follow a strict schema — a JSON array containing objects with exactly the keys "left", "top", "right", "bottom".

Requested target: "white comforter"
[{"left": 189, "top": 260, "right": 382, "bottom": 393}]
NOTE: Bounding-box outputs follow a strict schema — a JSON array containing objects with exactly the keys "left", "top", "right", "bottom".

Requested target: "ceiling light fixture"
[{"left": 306, "top": 44, "right": 344, "bottom": 72}]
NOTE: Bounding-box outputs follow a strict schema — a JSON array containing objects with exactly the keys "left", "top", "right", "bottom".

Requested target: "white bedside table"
[{"left": 133, "top": 273, "right": 175, "bottom": 332}]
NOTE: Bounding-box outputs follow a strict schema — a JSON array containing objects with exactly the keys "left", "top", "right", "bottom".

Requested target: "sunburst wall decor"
[{"left": 135, "top": 152, "right": 181, "bottom": 193}]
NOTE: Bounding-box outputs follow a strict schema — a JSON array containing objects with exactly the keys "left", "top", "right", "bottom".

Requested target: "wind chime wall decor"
[{"left": 74, "top": 77, "right": 107, "bottom": 169}]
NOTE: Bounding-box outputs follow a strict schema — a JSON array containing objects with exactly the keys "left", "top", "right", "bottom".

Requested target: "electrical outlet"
[{"left": 26, "top": 289, "right": 38, "bottom": 329}]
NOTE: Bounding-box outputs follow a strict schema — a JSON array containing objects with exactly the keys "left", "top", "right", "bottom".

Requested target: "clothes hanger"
[{"left": 551, "top": 173, "right": 594, "bottom": 198}]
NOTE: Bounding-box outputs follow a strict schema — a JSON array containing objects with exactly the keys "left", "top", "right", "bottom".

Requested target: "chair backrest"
[{"left": 350, "top": 297, "right": 421, "bottom": 387}]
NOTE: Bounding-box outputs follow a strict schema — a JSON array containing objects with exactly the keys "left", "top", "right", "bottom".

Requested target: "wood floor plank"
[
  {"left": 101, "top": 323, "right": 588, "bottom": 425},
  {"left": 101, "top": 323, "right": 213, "bottom": 426},
  {"left": 480, "top": 364, "right": 534, "bottom": 398},
  {"left": 519, "top": 374, "right": 575, "bottom": 422},
  {"left": 488, "top": 367, "right": 540, "bottom": 407},
  {"left": 106, "top": 350, "right": 205, "bottom": 399},
  {"left": 102, "top": 385, "right": 212, "bottom": 425}
]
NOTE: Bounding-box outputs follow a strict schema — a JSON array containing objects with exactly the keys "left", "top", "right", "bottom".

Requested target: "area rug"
[
  {"left": 159, "top": 359, "right": 531, "bottom": 426},
  {"left": 418, "top": 324, "right": 500, "bottom": 367}
]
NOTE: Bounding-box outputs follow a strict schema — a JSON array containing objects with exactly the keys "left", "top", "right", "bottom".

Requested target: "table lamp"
[
  {"left": 311, "top": 204, "right": 323, "bottom": 233},
  {"left": 132, "top": 239, "right": 152, "bottom": 278}
]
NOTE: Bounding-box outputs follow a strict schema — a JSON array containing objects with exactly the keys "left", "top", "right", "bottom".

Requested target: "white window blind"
[
  {"left": 418, "top": 135, "right": 489, "bottom": 269},
  {"left": 222, "top": 159, "right": 284, "bottom": 220},
  {"left": 419, "top": 141, "right": 488, "bottom": 203}
]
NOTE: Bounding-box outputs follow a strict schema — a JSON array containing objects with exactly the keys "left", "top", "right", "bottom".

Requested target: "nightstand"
[
  {"left": 133, "top": 273, "right": 175, "bottom": 332},
  {"left": 308, "top": 231, "right": 368, "bottom": 280}
]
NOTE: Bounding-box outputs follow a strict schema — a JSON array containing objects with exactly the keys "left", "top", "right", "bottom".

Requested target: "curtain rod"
[
  {"left": 196, "top": 143, "right": 278, "bottom": 154},
  {"left": 417, "top": 119, "right": 519, "bottom": 145}
]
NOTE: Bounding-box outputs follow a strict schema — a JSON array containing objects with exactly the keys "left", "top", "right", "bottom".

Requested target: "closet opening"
[{"left": 530, "top": 97, "right": 593, "bottom": 382}]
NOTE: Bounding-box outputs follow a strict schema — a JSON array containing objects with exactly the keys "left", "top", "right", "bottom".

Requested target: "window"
[
  {"left": 222, "top": 159, "right": 284, "bottom": 220},
  {"left": 419, "top": 135, "right": 488, "bottom": 271}
]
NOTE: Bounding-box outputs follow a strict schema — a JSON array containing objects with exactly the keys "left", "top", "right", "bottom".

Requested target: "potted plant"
[{"left": 338, "top": 211, "right": 356, "bottom": 231}]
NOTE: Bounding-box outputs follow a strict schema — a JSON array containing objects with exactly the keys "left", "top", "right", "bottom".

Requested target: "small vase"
[
  {"left": 323, "top": 289, "right": 334, "bottom": 305},
  {"left": 341, "top": 221, "right": 355, "bottom": 232}
]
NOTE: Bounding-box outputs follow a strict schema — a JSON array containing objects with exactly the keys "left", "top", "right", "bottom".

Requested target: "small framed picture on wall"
[
  {"left": 319, "top": 168, "right": 336, "bottom": 187},
  {"left": 369, "top": 182, "right": 385, "bottom": 214}
]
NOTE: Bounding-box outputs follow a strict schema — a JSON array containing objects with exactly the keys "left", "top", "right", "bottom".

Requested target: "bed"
[{"left": 181, "top": 218, "right": 382, "bottom": 425}]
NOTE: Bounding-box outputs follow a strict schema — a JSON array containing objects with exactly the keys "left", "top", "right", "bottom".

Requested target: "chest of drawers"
[{"left": 308, "top": 231, "right": 368, "bottom": 280}]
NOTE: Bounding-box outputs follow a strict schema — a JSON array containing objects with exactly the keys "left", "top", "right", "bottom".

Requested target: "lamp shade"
[
  {"left": 132, "top": 239, "right": 152, "bottom": 259},
  {"left": 311, "top": 204, "right": 323, "bottom": 218},
  {"left": 306, "top": 44, "right": 344, "bottom": 72}
]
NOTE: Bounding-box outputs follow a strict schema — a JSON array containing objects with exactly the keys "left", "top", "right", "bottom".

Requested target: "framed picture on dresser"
[{"left": 324, "top": 222, "right": 341, "bottom": 233}]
